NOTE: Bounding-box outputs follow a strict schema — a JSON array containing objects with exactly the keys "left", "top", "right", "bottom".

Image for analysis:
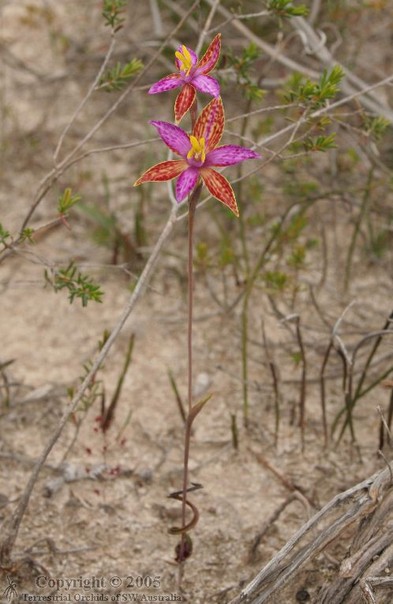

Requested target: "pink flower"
[
  {"left": 148, "top": 34, "right": 221, "bottom": 123},
  {"left": 133, "top": 98, "right": 260, "bottom": 217}
]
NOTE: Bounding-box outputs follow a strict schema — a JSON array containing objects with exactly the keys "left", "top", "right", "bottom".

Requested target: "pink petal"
[
  {"left": 174, "top": 84, "right": 196, "bottom": 123},
  {"left": 150, "top": 121, "right": 191, "bottom": 157},
  {"left": 193, "top": 97, "right": 224, "bottom": 152},
  {"left": 148, "top": 73, "right": 182, "bottom": 94},
  {"left": 200, "top": 167, "right": 239, "bottom": 217},
  {"left": 134, "top": 160, "right": 187, "bottom": 185},
  {"left": 205, "top": 145, "right": 260, "bottom": 167},
  {"left": 174, "top": 45, "right": 198, "bottom": 70},
  {"left": 176, "top": 167, "right": 200, "bottom": 202},
  {"left": 192, "top": 74, "right": 220, "bottom": 97},
  {"left": 197, "top": 34, "right": 221, "bottom": 74}
]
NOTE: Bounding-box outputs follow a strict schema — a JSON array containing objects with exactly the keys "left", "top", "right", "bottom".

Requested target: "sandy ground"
[{"left": 1, "top": 1, "right": 393, "bottom": 603}]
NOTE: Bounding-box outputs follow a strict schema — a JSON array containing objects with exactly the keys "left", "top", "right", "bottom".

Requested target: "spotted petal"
[
  {"left": 150, "top": 121, "right": 191, "bottom": 157},
  {"left": 176, "top": 167, "right": 200, "bottom": 202},
  {"left": 197, "top": 33, "right": 221, "bottom": 74},
  {"left": 193, "top": 97, "right": 224, "bottom": 153},
  {"left": 205, "top": 145, "right": 260, "bottom": 167},
  {"left": 134, "top": 160, "right": 187, "bottom": 186},
  {"left": 200, "top": 167, "right": 239, "bottom": 217},
  {"left": 192, "top": 74, "right": 220, "bottom": 98},
  {"left": 174, "top": 84, "right": 196, "bottom": 123},
  {"left": 148, "top": 73, "right": 182, "bottom": 95}
]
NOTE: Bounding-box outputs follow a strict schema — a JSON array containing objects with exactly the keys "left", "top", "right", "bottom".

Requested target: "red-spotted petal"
[
  {"left": 174, "top": 84, "right": 196, "bottom": 122},
  {"left": 148, "top": 73, "right": 182, "bottom": 94},
  {"left": 197, "top": 33, "right": 221, "bottom": 74},
  {"left": 193, "top": 97, "right": 224, "bottom": 152},
  {"left": 200, "top": 167, "right": 239, "bottom": 217},
  {"left": 134, "top": 160, "right": 187, "bottom": 186}
]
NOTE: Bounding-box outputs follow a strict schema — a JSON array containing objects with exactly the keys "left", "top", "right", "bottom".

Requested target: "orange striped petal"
[
  {"left": 200, "top": 168, "right": 239, "bottom": 217},
  {"left": 193, "top": 97, "right": 224, "bottom": 152},
  {"left": 197, "top": 33, "right": 221, "bottom": 74},
  {"left": 174, "top": 84, "right": 196, "bottom": 123},
  {"left": 134, "top": 160, "right": 187, "bottom": 185}
]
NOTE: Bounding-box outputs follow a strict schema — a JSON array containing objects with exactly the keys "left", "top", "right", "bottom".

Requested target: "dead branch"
[{"left": 229, "top": 463, "right": 393, "bottom": 604}]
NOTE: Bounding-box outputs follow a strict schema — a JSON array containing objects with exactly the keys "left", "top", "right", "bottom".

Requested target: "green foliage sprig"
[
  {"left": 364, "top": 115, "right": 390, "bottom": 140},
  {"left": 102, "top": 0, "right": 127, "bottom": 31},
  {"left": 226, "top": 42, "right": 265, "bottom": 101},
  {"left": 286, "top": 65, "right": 345, "bottom": 108},
  {"left": 20, "top": 228, "right": 35, "bottom": 243},
  {"left": 98, "top": 59, "right": 144, "bottom": 92},
  {"left": 58, "top": 188, "right": 81, "bottom": 215},
  {"left": 45, "top": 262, "right": 104, "bottom": 307},
  {"left": 267, "top": 0, "right": 308, "bottom": 18},
  {"left": 0, "top": 224, "right": 11, "bottom": 247},
  {"left": 303, "top": 132, "right": 337, "bottom": 152}
]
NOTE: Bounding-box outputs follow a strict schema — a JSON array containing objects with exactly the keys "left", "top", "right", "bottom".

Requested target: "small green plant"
[
  {"left": 264, "top": 270, "right": 288, "bottom": 292},
  {"left": 302, "top": 132, "right": 337, "bottom": 152},
  {"left": 45, "top": 262, "right": 104, "bottom": 307},
  {"left": 285, "top": 65, "right": 344, "bottom": 109},
  {"left": 20, "top": 228, "right": 35, "bottom": 243},
  {"left": 57, "top": 187, "right": 81, "bottom": 215},
  {"left": 98, "top": 59, "right": 143, "bottom": 92},
  {"left": 364, "top": 115, "right": 390, "bottom": 140}
]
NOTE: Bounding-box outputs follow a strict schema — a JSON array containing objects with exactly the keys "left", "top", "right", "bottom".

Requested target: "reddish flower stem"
[{"left": 179, "top": 179, "right": 202, "bottom": 565}]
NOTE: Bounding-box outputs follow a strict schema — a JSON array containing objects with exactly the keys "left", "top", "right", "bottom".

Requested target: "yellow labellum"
[
  {"left": 175, "top": 45, "right": 193, "bottom": 75},
  {"left": 187, "top": 136, "right": 206, "bottom": 163}
]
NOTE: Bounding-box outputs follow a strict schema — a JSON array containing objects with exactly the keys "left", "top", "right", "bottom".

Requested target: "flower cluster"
[{"left": 134, "top": 35, "right": 260, "bottom": 217}]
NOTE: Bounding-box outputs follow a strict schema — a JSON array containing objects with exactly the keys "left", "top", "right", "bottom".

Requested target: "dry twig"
[{"left": 229, "top": 462, "right": 393, "bottom": 604}]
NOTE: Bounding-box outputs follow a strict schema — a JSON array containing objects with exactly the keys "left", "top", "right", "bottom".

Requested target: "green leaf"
[
  {"left": 189, "top": 393, "right": 213, "bottom": 424},
  {"left": 58, "top": 188, "right": 81, "bottom": 214}
]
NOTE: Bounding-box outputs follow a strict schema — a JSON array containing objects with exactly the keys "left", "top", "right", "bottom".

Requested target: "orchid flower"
[
  {"left": 134, "top": 98, "right": 260, "bottom": 217},
  {"left": 148, "top": 34, "right": 221, "bottom": 123}
]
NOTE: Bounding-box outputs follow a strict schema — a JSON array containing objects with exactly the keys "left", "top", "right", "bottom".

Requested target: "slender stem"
[
  {"left": 187, "top": 194, "right": 198, "bottom": 415},
  {"left": 179, "top": 182, "right": 202, "bottom": 564}
]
